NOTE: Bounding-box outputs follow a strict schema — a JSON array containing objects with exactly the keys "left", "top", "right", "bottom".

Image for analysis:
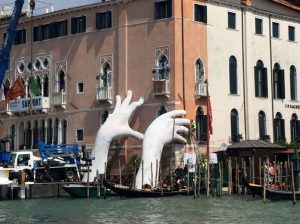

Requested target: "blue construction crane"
[{"left": 0, "top": 0, "right": 25, "bottom": 87}]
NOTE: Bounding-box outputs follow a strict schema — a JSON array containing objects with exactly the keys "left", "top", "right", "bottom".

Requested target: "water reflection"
[{"left": 0, "top": 195, "right": 299, "bottom": 223}]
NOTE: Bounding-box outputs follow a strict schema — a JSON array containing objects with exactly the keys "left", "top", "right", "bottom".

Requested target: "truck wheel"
[
  {"left": 24, "top": 169, "right": 33, "bottom": 182},
  {"left": 66, "top": 170, "right": 75, "bottom": 181}
]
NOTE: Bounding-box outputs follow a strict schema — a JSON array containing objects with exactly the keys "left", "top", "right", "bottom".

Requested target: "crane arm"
[{"left": 0, "top": 0, "right": 25, "bottom": 87}]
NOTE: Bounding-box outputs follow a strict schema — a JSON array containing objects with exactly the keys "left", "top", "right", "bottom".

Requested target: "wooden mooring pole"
[
  {"left": 291, "top": 163, "right": 296, "bottom": 205},
  {"left": 263, "top": 161, "right": 266, "bottom": 202}
]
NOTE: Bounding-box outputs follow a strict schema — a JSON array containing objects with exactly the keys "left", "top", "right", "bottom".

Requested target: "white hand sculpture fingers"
[
  {"left": 114, "top": 95, "right": 122, "bottom": 112},
  {"left": 128, "top": 129, "right": 144, "bottom": 140},
  {"left": 174, "top": 118, "right": 190, "bottom": 126},
  {"left": 128, "top": 97, "right": 144, "bottom": 114},
  {"left": 174, "top": 133, "right": 187, "bottom": 143},
  {"left": 122, "top": 90, "right": 133, "bottom": 108},
  {"left": 161, "top": 110, "right": 186, "bottom": 119},
  {"left": 175, "top": 125, "right": 189, "bottom": 134}
]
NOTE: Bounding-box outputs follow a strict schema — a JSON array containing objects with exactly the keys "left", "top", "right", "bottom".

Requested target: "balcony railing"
[
  {"left": 9, "top": 96, "right": 50, "bottom": 113},
  {"left": 0, "top": 100, "right": 11, "bottom": 115},
  {"left": 195, "top": 82, "right": 207, "bottom": 98},
  {"left": 153, "top": 79, "right": 170, "bottom": 96},
  {"left": 96, "top": 86, "right": 112, "bottom": 103},
  {"left": 52, "top": 91, "right": 66, "bottom": 107}
]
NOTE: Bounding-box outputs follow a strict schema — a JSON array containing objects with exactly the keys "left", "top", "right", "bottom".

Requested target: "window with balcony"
[
  {"left": 231, "top": 109, "right": 240, "bottom": 142},
  {"left": 196, "top": 107, "right": 207, "bottom": 142},
  {"left": 228, "top": 12, "right": 236, "bottom": 29},
  {"left": 229, "top": 56, "right": 237, "bottom": 94},
  {"left": 195, "top": 59, "right": 206, "bottom": 98},
  {"left": 290, "top": 66, "right": 297, "bottom": 100},
  {"left": 76, "top": 129, "right": 84, "bottom": 142},
  {"left": 71, "top": 16, "right": 86, "bottom": 34},
  {"left": 100, "top": 63, "right": 112, "bottom": 87},
  {"left": 255, "top": 18, "right": 263, "bottom": 35},
  {"left": 194, "top": 4, "right": 207, "bottom": 23},
  {"left": 153, "top": 55, "right": 169, "bottom": 80},
  {"left": 288, "top": 26, "right": 295, "bottom": 41},
  {"left": 290, "top": 114, "right": 300, "bottom": 143},
  {"left": 272, "top": 22, "right": 280, "bottom": 38},
  {"left": 274, "top": 112, "right": 285, "bottom": 143},
  {"left": 258, "top": 111, "right": 267, "bottom": 140},
  {"left": 96, "top": 11, "right": 112, "bottom": 30},
  {"left": 254, "top": 60, "right": 268, "bottom": 98},
  {"left": 273, "top": 63, "right": 285, "bottom": 99},
  {"left": 154, "top": 0, "right": 172, "bottom": 20}
]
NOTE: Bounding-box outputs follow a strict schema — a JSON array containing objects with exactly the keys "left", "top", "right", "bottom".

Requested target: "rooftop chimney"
[{"left": 241, "top": 0, "right": 252, "bottom": 6}]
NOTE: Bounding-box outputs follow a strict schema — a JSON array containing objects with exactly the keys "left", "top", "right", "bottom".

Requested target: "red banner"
[{"left": 6, "top": 78, "right": 26, "bottom": 102}]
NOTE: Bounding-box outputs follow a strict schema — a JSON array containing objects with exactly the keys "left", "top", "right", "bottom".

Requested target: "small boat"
[
  {"left": 266, "top": 188, "right": 300, "bottom": 200},
  {"left": 103, "top": 179, "right": 192, "bottom": 198},
  {"left": 62, "top": 184, "right": 113, "bottom": 198},
  {"left": 247, "top": 183, "right": 263, "bottom": 196}
]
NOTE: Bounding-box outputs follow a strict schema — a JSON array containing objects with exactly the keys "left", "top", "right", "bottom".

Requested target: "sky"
[{"left": 1, "top": 0, "right": 99, "bottom": 14}]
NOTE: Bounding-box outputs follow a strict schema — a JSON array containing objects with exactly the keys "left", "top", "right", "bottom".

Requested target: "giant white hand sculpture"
[
  {"left": 82, "top": 90, "right": 144, "bottom": 182},
  {"left": 135, "top": 110, "right": 190, "bottom": 189}
]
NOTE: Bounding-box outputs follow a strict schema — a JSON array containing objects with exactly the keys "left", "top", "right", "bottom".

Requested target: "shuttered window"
[
  {"left": 33, "top": 20, "right": 67, "bottom": 42},
  {"left": 154, "top": 0, "right": 172, "bottom": 20},
  {"left": 290, "top": 66, "right": 297, "bottom": 100},
  {"left": 254, "top": 61, "right": 268, "bottom": 98},
  {"left": 255, "top": 18, "right": 263, "bottom": 34},
  {"left": 196, "top": 108, "right": 207, "bottom": 142},
  {"left": 71, "top": 16, "right": 86, "bottom": 34},
  {"left": 288, "top": 26, "right": 295, "bottom": 41},
  {"left": 229, "top": 56, "right": 237, "bottom": 94},
  {"left": 228, "top": 12, "right": 236, "bottom": 29},
  {"left": 194, "top": 4, "right": 207, "bottom": 23},
  {"left": 272, "top": 22, "right": 279, "bottom": 38},
  {"left": 258, "top": 111, "right": 267, "bottom": 140},
  {"left": 96, "top": 11, "right": 112, "bottom": 30},
  {"left": 230, "top": 109, "right": 239, "bottom": 142},
  {"left": 274, "top": 113, "right": 285, "bottom": 142}
]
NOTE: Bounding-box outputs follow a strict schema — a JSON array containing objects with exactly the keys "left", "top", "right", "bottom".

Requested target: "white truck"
[{"left": 6, "top": 142, "right": 81, "bottom": 183}]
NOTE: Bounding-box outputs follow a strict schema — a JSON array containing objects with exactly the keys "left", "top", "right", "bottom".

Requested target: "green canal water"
[{"left": 0, "top": 195, "right": 299, "bottom": 224}]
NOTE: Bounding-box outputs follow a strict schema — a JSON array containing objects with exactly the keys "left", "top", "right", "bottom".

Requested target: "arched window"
[
  {"left": 290, "top": 66, "right": 297, "bottom": 100},
  {"left": 229, "top": 56, "right": 237, "bottom": 94},
  {"left": 254, "top": 60, "right": 268, "bottom": 97},
  {"left": 61, "top": 119, "right": 67, "bottom": 144},
  {"left": 158, "top": 105, "right": 167, "bottom": 116},
  {"left": 273, "top": 63, "right": 285, "bottom": 99},
  {"left": 25, "top": 121, "right": 32, "bottom": 149},
  {"left": 101, "top": 63, "right": 112, "bottom": 88},
  {"left": 43, "top": 76, "right": 49, "bottom": 97},
  {"left": 40, "top": 120, "right": 45, "bottom": 143},
  {"left": 33, "top": 120, "right": 39, "bottom": 148},
  {"left": 47, "top": 119, "right": 52, "bottom": 144},
  {"left": 290, "top": 114, "right": 300, "bottom": 143},
  {"left": 258, "top": 111, "right": 267, "bottom": 140},
  {"left": 101, "top": 111, "right": 109, "bottom": 124},
  {"left": 230, "top": 109, "right": 239, "bottom": 142},
  {"left": 10, "top": 125, "right": 15, "bottom": 151},
  {"left": 196, "top": 107, "right": 207, "bottom": 141},
  {"left": 36, "top": 76, "right": 42, "bottom": 93},
  {"left": 58, "top": 70, "right": 65, "bottom": 92},
  {"left": 195, "top": 59, "right": 205, "bottom": 82},
  {"left": 53, "top": 118, "right": 59, "bottom": 144},
  {"left": 18, "top": 122, "right": 25, "bottom": 150},
  {"left": 274, "top": 112, "right": 285, "bottom": 142}
]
